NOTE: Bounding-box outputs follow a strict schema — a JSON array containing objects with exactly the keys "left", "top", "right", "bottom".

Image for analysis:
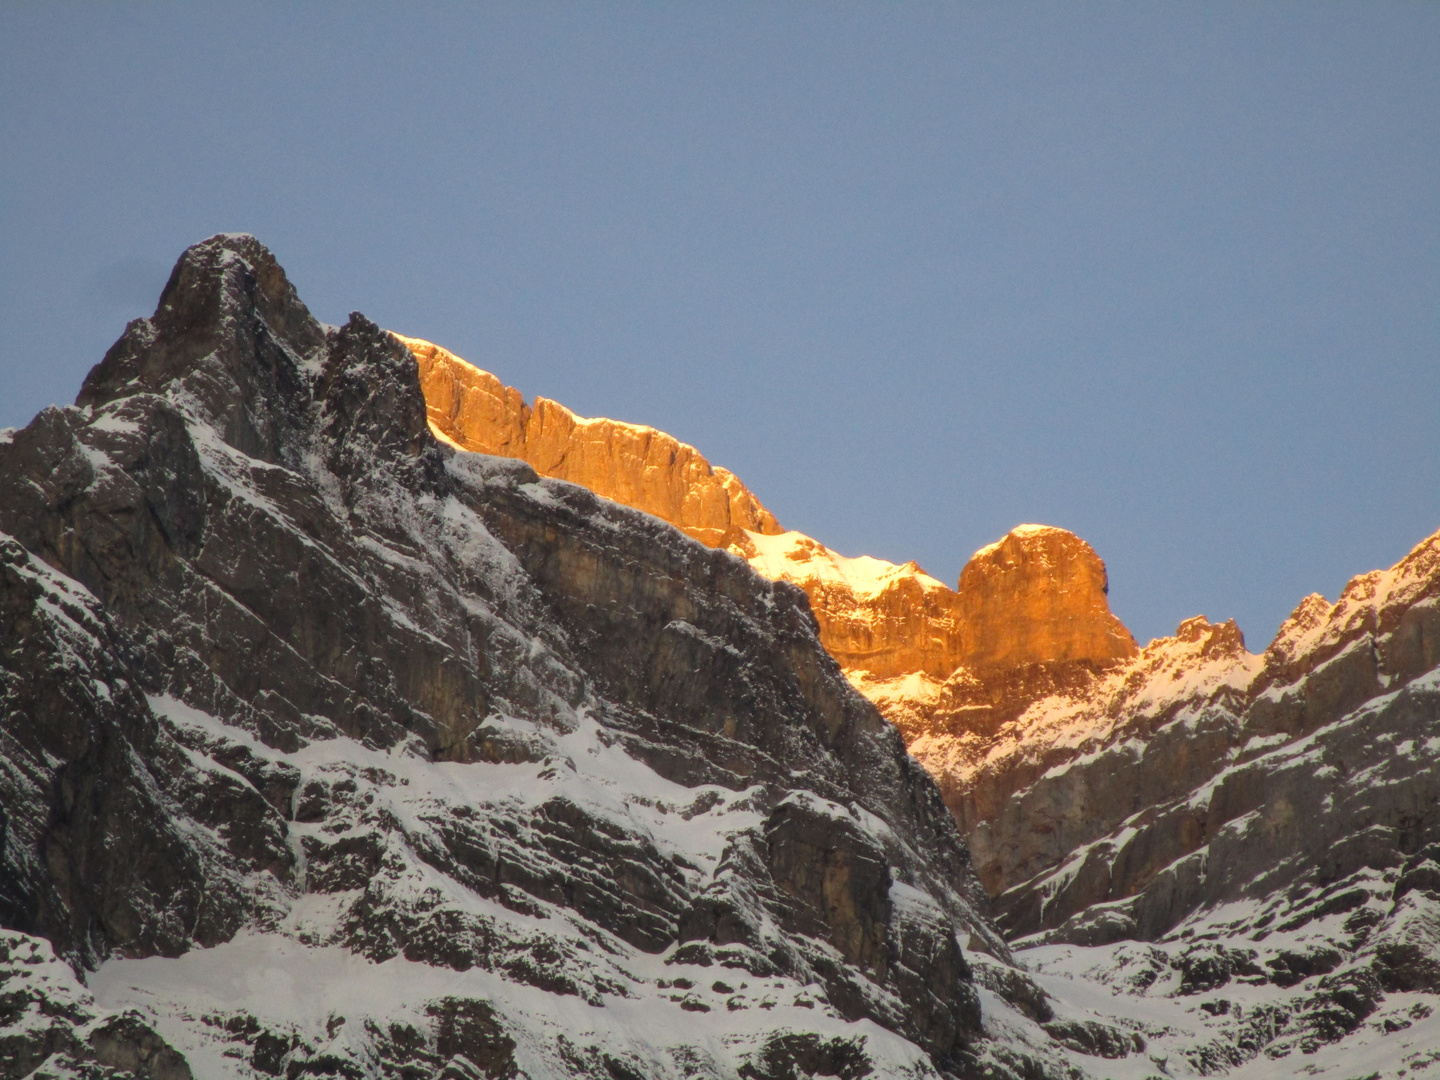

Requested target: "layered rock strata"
[
  {"left": 6, "top": 233, "right": 1435, "bottom": 1077},
  {"left": 0, "top": 234, "right": 1070, "bottom": 1080},
  {"left": 399, "top": 334, "right": 782, "bottom": 546},
  {"left": 393, "top": 336, "right": 1139, "bottom": 742},
  {"left": 724, "top": 529, "right": 966, "bottom": 683}
]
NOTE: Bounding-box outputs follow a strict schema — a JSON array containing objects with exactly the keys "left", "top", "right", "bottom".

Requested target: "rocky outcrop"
[
  {"left": 725, "top": 529, "right": 966, "bottom": 683},
  {"left": 725, "top": 526, "right": 1139, "bottom": 740},
  {"left": 953, "top": 525, "right": 1136, "bottom": 674},
  {"left": 393, "top": 337, "right": 1142, "bottom": 744},
  {"left": 399, "top": 334, "right": 783, "bottom": 546},
  {"left": 880, "top": 526, "right": 1139, "bottom": 746},
  {"left": 0, "top": 235, "right": 1035, "bottom": 1080}
]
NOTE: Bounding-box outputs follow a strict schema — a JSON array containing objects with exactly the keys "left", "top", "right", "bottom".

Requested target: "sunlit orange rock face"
[
  {"left": 956, "top": 524, "right": 1137, "bottom": 672},
  {"left": 393, "top": 332, "right": 1141, "bottom": 766},
  {"left": 398, "top": 334, "right": 782, "bottom": 546}
]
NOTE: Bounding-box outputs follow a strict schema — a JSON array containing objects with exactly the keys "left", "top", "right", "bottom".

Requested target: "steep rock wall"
[
  {"left": 398, "top": 334, "right": 782, "bottom": 546},
  {"left": 954, "top": 525, "right": 1136, "bottom": 673},
  {"left": 394, "top": 337, "right": 1140, "bottom": 740}
]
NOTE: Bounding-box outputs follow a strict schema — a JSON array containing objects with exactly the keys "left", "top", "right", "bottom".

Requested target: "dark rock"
[
  {"left": 739, "top": 1032, "right": 873, "bottom": 1080},
  {"left": 1265, "top": 945, "right": 1342, "bottom": 988},
  {"left": 1039, "top": 1018, "right": 1141, "bottom": 1059},
  {"left": 88, "top": 1013, "right": 194, "bottom": 1080},
  {"left": 970, "top": 961, "right": 1054, "bottom": 1023},
  {"left": 426, "top": 998, "right": 516, "bottom": 1079},
  {"left": 0, "top": 234, "right": 1003, "bottom": 1078},
  {"left": 1172, "top": 945, "right": 1264, "bottom": 996}
]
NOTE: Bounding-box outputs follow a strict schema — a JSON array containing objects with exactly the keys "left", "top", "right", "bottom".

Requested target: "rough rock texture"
[
  {"left": 917, "top": 530, "right": 1440, "bottom": 1073},
  {"left": 392, "top": 337, "right": 1141, "bottom": 742},
  {"left": 391, "top": 328, "right": 1440, "bottom": 1073},
  {"left": 725, "top": 530, "right": 966, "bottom": 683},
  {"left": 0, "top": 930, "right": 193, "bottom": 1080},
  {"left": 399, "top": 334, "right": 782, "bottom": 547},
  {"left": 881, "top": 527, "right": 1140, "bottom": 749},
  {"left": 728, "top": 527, "right": 1137, "bottom": 750},
  {"left": 0, "top": 235, "right": 1058, "bottom": 1080},
  {"left": 955, "top": 525, "right": 1137, "bottom": 676},
  {"left": 0, "top": 532, "right": 289, "bottom": 970}
]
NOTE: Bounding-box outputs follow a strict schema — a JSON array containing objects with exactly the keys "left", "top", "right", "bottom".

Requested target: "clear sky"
[{"left": 3, "top": 3, "right": 1437, "bottom": 648}]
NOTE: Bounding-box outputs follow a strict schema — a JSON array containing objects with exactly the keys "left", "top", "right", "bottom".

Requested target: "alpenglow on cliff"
[{"left": 0, "top": 235, "right": 1437, "bottom": 1080}]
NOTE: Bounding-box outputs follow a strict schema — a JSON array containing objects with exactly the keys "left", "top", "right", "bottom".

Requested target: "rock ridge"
[
  {"left": 399, "top": 334, "right": 783, "bottom": 546},
  {"left": 391, "top": 336, "right": 1140, "bottom": 746},
  {"left": 0, "top": 234, "right": 1054, "bottom": 1080}
]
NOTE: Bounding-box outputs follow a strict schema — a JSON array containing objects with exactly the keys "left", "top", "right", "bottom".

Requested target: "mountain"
[
  {"left": 0, "top": 234, "right": 1067, "bottom": 1080},
  {"left": 377, "top": 335, "right": 1440, "bottom": 1074},
  {"left": 2, "top": 235, "right": 1438, "bottom": 1080}
]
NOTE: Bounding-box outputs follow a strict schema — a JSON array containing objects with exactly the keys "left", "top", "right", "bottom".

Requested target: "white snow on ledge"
[{"left": 90, "top": 931, "right": 939, "bottom": 1080}]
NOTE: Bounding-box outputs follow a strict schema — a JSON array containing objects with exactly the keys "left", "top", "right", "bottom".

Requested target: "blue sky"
[{"left": 3, "top": 3, "right": 1437, "bottom": 647}]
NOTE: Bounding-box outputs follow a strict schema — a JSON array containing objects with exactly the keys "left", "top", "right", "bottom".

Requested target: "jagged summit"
[{"left": 0, "top": 234, "right": 1035, "bottom": 1079}]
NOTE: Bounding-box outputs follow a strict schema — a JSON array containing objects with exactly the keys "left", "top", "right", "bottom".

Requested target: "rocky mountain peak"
[
  {"left": 955, "top": 524, "right": 1137, "bottom": 673},
  {"left": 1171, "top": 613, "right": 1247, "bottom": 656},
  {"left": 76, "top": 233, "right": 326, "bottom": 465},
  {"left": 0, "top": 235, "right": 1038, "bottom": 1079}
]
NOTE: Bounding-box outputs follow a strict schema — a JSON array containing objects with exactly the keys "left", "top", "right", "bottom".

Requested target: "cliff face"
[
  {"left": 950, "top": 532, "right": 1440, "bottom": 924},
  {"left": 877, "top": 526, "right": 1140, "bottom": 748},
  {"left": 395, "top": 337, "right": 1140, "bottom": 739},
  {"left": 0, "top": 235, "right": 1062, "bottom": 1080},
  {"left": 954, "top": 525, "right": 1136, "bottom": 673},
  {"left": 399, "top": 334, "right": 782, "bottom": 546},
  {"left": 922, "top": 530, "right": 1440, "bottom": 1067}
]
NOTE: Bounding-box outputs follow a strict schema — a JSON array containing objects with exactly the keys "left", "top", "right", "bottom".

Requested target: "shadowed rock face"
[{"left": 0, "top": 235, "right": 1021, "bottom": 1080}]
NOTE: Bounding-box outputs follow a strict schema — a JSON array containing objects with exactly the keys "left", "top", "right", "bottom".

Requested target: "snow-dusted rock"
[{"left": 0, "top": 235, "right": 1026, "bottom": 1079}]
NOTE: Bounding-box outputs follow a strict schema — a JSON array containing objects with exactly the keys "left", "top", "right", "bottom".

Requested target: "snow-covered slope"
[
  {"left": 0, "top": 234, "right": 1066, "bottom": 1080},
  {"left": 3, "top": 233, "right": 1437, "bottom": 1080}
]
